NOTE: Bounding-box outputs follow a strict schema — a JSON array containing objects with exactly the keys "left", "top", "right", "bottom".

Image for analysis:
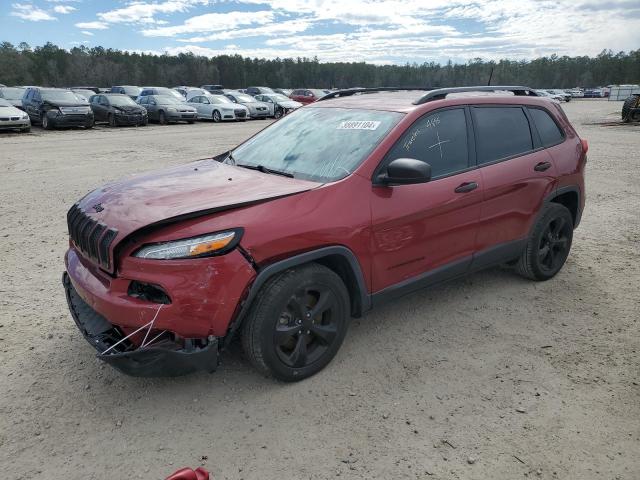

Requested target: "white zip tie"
[{"left": 101, "top": 304, "right": 164, "bottom": 355}]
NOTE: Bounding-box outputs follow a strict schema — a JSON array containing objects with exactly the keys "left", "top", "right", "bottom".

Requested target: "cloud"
[
  {"left": 53, "top": 5, "right": 76, "bottom": 14},
  {"left": 75, "top": 21, "right": 108, "bottom": 30},
  {"left": 69, "top": 0, "right": 640, "bottom": 64},
  {"left": 10, "top": 3, "right": 56, "bottom": 21},
  {"left": 97, "top": 0, "right": 209, "bottom": 25},
  {"left": 81, "top": 30, "right": 94, "bottom": 36},
  {"left": 142, "top": 10, "right": 275, "bottom": 37}
]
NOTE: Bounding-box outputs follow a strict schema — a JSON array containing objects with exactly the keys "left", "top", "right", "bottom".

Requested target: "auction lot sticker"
[{"left": 337, "top": 120, "right": 381, "bottom": 130}]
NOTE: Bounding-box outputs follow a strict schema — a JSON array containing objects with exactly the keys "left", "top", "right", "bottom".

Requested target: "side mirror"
[{"left": 379, "top": 158, "right": 431, "bottom": 185}]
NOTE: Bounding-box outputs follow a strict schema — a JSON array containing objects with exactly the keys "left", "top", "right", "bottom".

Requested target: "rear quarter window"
[
  {"left": 528, "top": 107, "right": 564, "bottom": 147},
  {"left": 473, "top": 106, "right": 533, "bottom": 165}
]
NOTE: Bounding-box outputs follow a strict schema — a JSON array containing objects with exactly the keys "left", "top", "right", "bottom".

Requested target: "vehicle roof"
[{"left": 311, "top": 90, "right": 558, "bottom": 113}]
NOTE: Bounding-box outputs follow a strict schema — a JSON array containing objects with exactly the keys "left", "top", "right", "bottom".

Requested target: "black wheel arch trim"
[
  {"left": 545, "top": 185, "right": 582, "bottom": 228},
  {"left": 223, "top": 245, "right": 370, "bottom": 348}
]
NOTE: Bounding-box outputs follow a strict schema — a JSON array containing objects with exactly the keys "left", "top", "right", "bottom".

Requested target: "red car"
[
  {"left": 63, "top": 86, "right": 587, "bottom": 381},
  {"left": 289, "top": 88, "right": 328, "bottom": 104}
]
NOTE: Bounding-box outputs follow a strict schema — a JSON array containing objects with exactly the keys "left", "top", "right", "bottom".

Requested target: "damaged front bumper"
[{"left": 63, "top": 272, "right": 218, "bottom": 377}]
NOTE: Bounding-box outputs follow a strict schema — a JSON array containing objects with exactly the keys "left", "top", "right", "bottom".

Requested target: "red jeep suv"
[{"left": 63, "top": 86, "right": 587, "bottom": 381}]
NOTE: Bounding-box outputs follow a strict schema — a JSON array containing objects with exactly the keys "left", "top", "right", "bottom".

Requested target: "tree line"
[{"left": 1, "top": 42, "right": 638, "bottom": 89}]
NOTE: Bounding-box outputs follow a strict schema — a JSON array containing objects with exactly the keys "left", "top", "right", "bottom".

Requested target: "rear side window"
[
  {"left": 384, "top": 108, "right": 469, "bottom": 179},
  {"left": 529, "top": 107, "right": 564, "bottom": 147},
  {"left": 473, "top": 107, "right": 533, "bottom": 165}
]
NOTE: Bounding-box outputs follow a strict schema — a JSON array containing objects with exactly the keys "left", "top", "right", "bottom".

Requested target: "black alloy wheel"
[
  {"left": 108, "top": 113, "right": 116, "bottom": 127},
  {"left": 242, "top": 263, "right": 350, "bottom": 381},
  {"left": 517, "top": 203, "right": 573, "bottom": 281},
  {"left": 537, "top": 216, "right": 572, "bottom": 274},
  {"left": 274, "top": 286, "right": 340, "bottom": 368},
  {"left": 41, "top": 112, "right": 51, "bottom": 130}
]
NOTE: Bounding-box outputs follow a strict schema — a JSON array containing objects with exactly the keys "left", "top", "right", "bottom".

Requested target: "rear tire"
[
  {"left": 516, "top": 203, "right": 573, "bottom": 281},
  {"left": 242, "top": 263, "right": 350, "bottom": 382},
  {"left": 621, "top": 94, "right": 639, "bottom": 123}
]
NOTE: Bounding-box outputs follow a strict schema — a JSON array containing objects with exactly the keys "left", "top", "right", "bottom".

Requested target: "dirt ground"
[{"left": 0, "top": 101, "right": 638, "bottom": 480}]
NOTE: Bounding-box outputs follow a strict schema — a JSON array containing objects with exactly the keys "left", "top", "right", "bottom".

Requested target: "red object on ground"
[{"left": 165, "top": 467, "right": 209, "bottom": 480}]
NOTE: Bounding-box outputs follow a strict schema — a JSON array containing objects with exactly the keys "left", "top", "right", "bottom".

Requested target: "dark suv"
[
  {"left": 63, "top": 86, "right": 587, "bottom": 381},
  {"left": 22, "top": 87, "right": 94, "bottom": 129}
]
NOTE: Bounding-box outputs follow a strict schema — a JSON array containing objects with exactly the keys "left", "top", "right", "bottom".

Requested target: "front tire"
[
  {"left": 41, "top": 112, "right": 52, "bottom": 130},
  {"left": 212, "top": 110, "right": 221, "bottom": 123},
  {"left": 621, "top": 95, "right": 639, "bottom": 123},
  {"left": 516, "top": 203, "right": 573, "bottom": 281},
  {"left": 159, "top": 110, "right": 167, "bottom": 125},
  {"left": 242, "top": 263, "right": 350, "bottom": 382},
  {"left": 108, "top": 113, "right": 116, "bottom": 127},
  {"left": 274, "top": 108, "right": 283, "bottom": 119}
]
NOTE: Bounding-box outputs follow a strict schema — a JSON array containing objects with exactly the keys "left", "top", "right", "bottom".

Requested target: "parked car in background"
[
  {"left": 583, "top": 89, "right": 604, "bottom": 98},
  {"left": 138, "top": 87, "right": 184, "bottom": 101},
  {"left": 0, "top": 98, "right": 30, "bottom": 132},
  {"left": 254, "top": 93, "right": 302, "bottom": 118},
  {"left": 535, "top": 90, "right": 563, "bottom": 102},
  {"left": 273, "top": 88, "right": 292, "bottom": 97},
  {"left": 89, "top": 93, "right": 148, "bottom": 127},
  {"left": 569, "top": 89, "right": 584, "bottom": 98},
  {"left": 224, "top": 91, "right": 270, "bottom": 119},
  {"left": 0, "top": 83, "right": 5, "bottom": 88},
  {"left": 70, "top": 86, "right": 100, "bottom": 94},
  {"left": 110, "top": 85, "right": 142, "bottom": 100},
  {"left": 188, "top": 94, "right": 249, "bottom": 122},
  {"left": 70, "top": 89, "right": 96, "bottom": 102},
  {"left": 289, "top": 89, "right": 327, "bottom": 104},
  {"left": 547, "top": 89, "right": 571, "bottom": 102},
  {"left": 201, "top": 84, "right": 225, "bottom": 95},
  {"left": 137, "top": 94, "right": 196, "bottom": 124},
  {"left": 0, "top": 86, "right": 26, "bottom": 108},
  {"left": 22, "top": 87, "right": 93, "bottom": 129},
  {"left": 246, "top": 86, "right": 274, "bottom": 96},
  {"left": 173, "top": 86, "right": 208, "bottom": 99}
]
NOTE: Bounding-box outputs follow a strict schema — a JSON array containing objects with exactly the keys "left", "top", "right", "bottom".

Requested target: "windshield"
[
  {"left": 122, "top": 86, "right": 141, "bottom": 95},
  {"left": 0, "top": 87, "right": 25, "bottom": 100},
  {"left": 208, "top": 95, "right": 232, "bottom": 104},
  {"left": 229, "top": 107, "right": 403, "bottom": 182},
  {"left": 154, "top": 95, "right": 183, "bottom": 105},
  {"left": 235, "top": 94, "right": 256, "bottom": 102},
  {"left": 311, "top": 89, "right": 327, "bottom": 98},
  {"left": 268, "top": 94, "right": 290, "bottom": 102},
  {"left": 42, "top": 89, "right": 82, "bottom": 102},
  {"left": 109, "top": 95, "right": 137, "bottom": 106},
  {"left": 155, "top": 87, "right": 183, "bottom": 99}
]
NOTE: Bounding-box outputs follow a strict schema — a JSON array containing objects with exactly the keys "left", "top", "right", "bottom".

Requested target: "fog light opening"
[{"left": 128, "top": 281, "right": 171, "bottom": 304}]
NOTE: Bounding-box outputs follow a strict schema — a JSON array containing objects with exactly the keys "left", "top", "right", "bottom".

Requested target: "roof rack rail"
[
  {"left": 413, "top": 86, "right": 538, "bottom": 105},
  {"left": 317, "top": 87, "right": 431, "bottom": 102}
]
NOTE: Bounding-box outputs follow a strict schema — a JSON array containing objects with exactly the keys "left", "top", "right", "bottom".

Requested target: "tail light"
[{"left": 581, "top": 138, "right": 589, "bottom": 154}]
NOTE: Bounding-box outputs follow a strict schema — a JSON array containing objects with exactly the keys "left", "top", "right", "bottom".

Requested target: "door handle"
[
  {"left": 454, "top": 182, "right": 478, "bottom": 193},
  {"left": 534, "top": 161, "right": 552, "bottom": 172}
]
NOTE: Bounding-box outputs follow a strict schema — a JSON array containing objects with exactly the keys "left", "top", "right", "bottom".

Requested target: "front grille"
[
  {"left": 234, "top": 109, "right": 246, "bottom": 118},
  {"left": 67, "top": 204, "right": 117, "bottom": 270}
]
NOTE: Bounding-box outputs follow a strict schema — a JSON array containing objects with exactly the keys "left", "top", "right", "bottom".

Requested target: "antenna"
[{"left": 487, "top": 67, "right": 494, "bottom": 86}]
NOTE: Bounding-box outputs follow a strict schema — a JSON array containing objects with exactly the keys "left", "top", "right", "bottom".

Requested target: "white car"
[
  {"left": 187, "top": 94, "right": 249, "bottom": 122},
  {"left": 254, "top": 93, "right": 302, "bottom": 118},
  {"left": 535, "top": 90, "right": 563, "bottom": 103},
  {"left": 0, "top": 98, "right": 30, "bottom": 132},
  {"left": 174, "top": 86, "right": 209, "bottom": 100}
]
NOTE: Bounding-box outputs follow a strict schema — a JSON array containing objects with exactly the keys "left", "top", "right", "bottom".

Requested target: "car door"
[
  {"left": 370, "top": 107, "right": 483, "bottom": 295},
  {"left": 92, "top": 95, "right": 106, "bottom": 121},
  {"left": 471, "top": 105, "right": 559, "bottom": 267},
  {"left": 189, "top": 96, "right": 202, "bottom": 117}
]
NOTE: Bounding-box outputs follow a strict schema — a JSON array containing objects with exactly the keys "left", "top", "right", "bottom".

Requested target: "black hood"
[{"left": 113, "top": 105, "right": 144, "bottom": 113}]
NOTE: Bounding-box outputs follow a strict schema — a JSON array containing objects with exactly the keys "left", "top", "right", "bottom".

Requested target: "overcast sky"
[{"left": 3, "top": 0, "right": 640, "bottom": 64}]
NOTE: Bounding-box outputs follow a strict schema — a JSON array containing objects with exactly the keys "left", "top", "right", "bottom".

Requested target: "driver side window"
[{"left": 384, "top": 108, "right": 470, "bottom": 179}]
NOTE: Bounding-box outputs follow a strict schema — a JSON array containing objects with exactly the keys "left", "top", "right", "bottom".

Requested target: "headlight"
[
  {"left": 21, "top": 114, "right": 29, "bottom": 119},
  {"left": 133, "top": 229, "right": 242, "bottom": 260}
]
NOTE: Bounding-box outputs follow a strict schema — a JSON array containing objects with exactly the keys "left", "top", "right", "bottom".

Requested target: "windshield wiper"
[{"left": 236, "top": 163, "right": 294, "bottom": 178}]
